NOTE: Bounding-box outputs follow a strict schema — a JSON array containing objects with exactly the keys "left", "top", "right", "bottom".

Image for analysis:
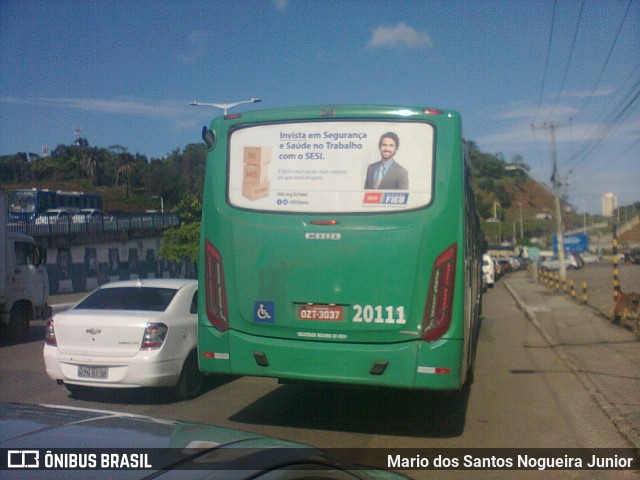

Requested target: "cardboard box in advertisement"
[
  {"left": 243, "top": 146, "right": 272, "bottom": 166},
  {"left": 242, "top": 147, "right": 271, "bottom": 200},
  {"left": 242, "top": 180, "right": 270, "bottom": 201},
  {"left": 243, "top": 163, "right": 269, "bottom": 184}
]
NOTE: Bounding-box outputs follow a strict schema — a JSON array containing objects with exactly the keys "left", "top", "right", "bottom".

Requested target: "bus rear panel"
[{"left": 198, "top": 105, "right": 482, "bottom": 391}]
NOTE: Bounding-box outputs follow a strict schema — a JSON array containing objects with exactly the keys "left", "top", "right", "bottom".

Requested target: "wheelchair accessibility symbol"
[{"left": 254, "top": 301, "right": 275, "bottom": 323}]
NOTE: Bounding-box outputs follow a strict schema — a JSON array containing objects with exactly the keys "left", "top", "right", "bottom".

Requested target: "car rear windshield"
[{"left": 75, "top": 287, "right": 177, "bottom": 312}]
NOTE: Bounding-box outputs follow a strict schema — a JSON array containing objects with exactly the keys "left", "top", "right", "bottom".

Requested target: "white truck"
[{"left": 1, "top": 190, "right": 50, "bottom": 340}]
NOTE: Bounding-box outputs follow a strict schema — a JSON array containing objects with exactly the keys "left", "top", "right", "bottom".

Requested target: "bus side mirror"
[{"left": 202, "top": 127, "right": 216, "bottom": 149}]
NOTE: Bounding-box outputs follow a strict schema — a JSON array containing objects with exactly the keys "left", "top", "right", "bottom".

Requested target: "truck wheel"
[{"left": 9, "top": 304, "right": 32, "bottom": 341}]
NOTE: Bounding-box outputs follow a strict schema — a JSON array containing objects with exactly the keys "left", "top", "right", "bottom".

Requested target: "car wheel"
[
  {"left": 175, "top": 350, "right": 204, "bottom": 400},
  {"left": 65, "top": 384, "right": 90, "bottom": 397}
]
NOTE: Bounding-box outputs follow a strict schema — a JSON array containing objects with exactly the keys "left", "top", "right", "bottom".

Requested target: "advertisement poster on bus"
[{"left": 228, "top": 121, "right": 434, "bottom": 213}]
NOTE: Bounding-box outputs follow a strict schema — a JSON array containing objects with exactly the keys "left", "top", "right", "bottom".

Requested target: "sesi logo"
[{"left": 304, "top": 233, "right": 341, "bottom": 240}]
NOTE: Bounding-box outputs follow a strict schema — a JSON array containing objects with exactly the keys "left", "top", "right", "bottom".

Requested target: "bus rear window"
[{"left": 227, "top": 121, "right": 434, "bottom": 213}]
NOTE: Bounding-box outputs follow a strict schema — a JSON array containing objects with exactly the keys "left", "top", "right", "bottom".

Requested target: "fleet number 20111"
[{"left": 352, "top": 305, "right": 406, "bottom": 324}]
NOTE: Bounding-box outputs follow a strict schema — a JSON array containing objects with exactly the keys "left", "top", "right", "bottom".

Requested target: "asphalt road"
[{"left": 0, "top": 275, "right": 637, "bottom": 479}]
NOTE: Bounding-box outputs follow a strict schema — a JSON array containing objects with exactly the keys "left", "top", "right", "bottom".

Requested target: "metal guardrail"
[{"left": 7, "top": 212, "right": 180, "bottom": 237}]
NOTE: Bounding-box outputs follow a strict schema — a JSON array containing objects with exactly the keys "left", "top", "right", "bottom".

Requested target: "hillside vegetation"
[
  {"left": 0, "top": 141, "right": 206, "bottom": 213},
  {"left": 2, "top": 137, "right": 636, "bottom": 250}
]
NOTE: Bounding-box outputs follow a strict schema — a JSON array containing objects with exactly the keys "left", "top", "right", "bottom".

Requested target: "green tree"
[
  {"left": 81, "top": 151, "right": 100, "bottom": 184},
  {"left": 145, "top": 158, "right": 182, "bottom": 207},
  {"left": 180, "top": 143, "right": 206, "bottom": 196},
  {"left": 477, "top": 177, "right": 496, "bottom": 192},
  {"left": 159, "top": 194, "right": 202, "bottom": 266},
  {"left": 495, "top": 185, "right": 512, "bottom": 209},
  {"left": 114, "top": 148, "right": 136, "bottom": 197},
  {"left": 0, "top": 153, "right": 32, "bottom": 183}
]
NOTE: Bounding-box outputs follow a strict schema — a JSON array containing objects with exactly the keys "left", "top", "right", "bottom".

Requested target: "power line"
[
  {"left": 591, "top": 137, "right": 640, "bottom": 175},
  {"left": 575, "top": 0, "right": 635, "bottom": 117},
  {"left": 531, "top": 0, "right": 637, "bottom": 179},
  {"left": 565, "top": 75, "right": 640, "bottom": 173},
  {"left": 534, "top": 0, "right": 558, "bottom": 123},
  {"left": 546, "top": 0, "right": 585, "bottom": 121}
]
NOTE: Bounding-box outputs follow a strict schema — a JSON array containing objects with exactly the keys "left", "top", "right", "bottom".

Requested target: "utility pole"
[
  {"left": 532, "top": 121, "right": 571, "bottom": 281},
  {"left": 518, "top": 201, "right": 523, "bottom": 240}
]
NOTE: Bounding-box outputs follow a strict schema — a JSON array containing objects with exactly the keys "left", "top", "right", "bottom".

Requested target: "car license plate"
[
  {"left": 77, "top": 365, "right": 108, "bottom": 379},
  {"left": 297, "top": 304, "right": 343, "bottom": 321}
]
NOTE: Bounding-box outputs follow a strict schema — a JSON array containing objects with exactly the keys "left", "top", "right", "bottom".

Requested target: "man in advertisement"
[{"left": 364, "top": 132, "right": 409, "bottom": 190}]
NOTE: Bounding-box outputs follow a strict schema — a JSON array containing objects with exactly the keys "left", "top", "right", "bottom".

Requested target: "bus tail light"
[
  {"left": 204, "top": 240, "right": 229, "bottom": 332},
  {"left": 422, "top": 244, "right": 457, "bottom": 342}
]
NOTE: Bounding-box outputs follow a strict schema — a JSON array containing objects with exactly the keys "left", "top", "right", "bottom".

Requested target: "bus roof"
[{"left": 208, "top": 104, "right": 460, "bottom": 124}]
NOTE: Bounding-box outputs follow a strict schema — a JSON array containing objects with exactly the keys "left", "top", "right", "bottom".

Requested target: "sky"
[{"left": 1, "top": 0, "right": 638, "bottom": 214}]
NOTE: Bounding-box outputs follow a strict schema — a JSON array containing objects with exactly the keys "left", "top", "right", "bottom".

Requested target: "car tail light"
[
  {"left": 45, "top": 318, "right": 56, "bottom": 346},
  {"left": 422, "top": 244, "right": 457, "bottom": 342},
  {"left": 204, "top": 240, "right": 229, "bottom": 331},
  {"left": 141, "top": 323, "right": 168, "bottom": 350}
]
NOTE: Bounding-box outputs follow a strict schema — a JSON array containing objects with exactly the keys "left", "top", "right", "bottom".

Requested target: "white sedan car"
[
  {"left": 579, "top": 252, "right": 599, "bottom": 264},
  {"left": 540, "top": 253, "right": 582, "bottom": 271},
  {"left": 482, "top": 253, "right": 495, "bottom": 289},
  {"left": 43, "top": 279, "right": 204, "bottom": 400}
]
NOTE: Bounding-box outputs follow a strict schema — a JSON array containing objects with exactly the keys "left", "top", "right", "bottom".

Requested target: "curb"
[{"left": 503, "top": 280, "right": 640, "bottom": 450}]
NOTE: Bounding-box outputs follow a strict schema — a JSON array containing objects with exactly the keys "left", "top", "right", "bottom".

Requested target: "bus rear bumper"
[{"left": 199, "top": 328, "right": 465, "bottom": 390}]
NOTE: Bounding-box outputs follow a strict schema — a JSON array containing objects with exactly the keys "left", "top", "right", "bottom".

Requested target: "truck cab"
[
  {"left": 0, "top": 232, "right": 50, "bottom": 340},
  {"left": 1, "top": 190, "right": 51, "bottom": 341}
]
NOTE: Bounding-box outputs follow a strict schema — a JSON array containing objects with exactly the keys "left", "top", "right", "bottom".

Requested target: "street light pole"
[
  {"left": 519, "top": 201, "right": 523, "bottom": 240},
  {"left": 152, "top": 195, "right": 164, "bottom": 214},
  {"left": 190, "top": 97, "right": 261, "bottom": 115}
]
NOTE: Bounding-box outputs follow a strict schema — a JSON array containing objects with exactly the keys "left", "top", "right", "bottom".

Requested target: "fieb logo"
[{"left": 382, "top": 193, "right": 409, "bottom": 205}]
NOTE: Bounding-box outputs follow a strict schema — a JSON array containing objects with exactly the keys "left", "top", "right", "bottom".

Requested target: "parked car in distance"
[
  {"left": 72, "top": 208, "right": 103, "bottom": 223},
  {"left": 579, "top": 252, "right": 599, "bottom": 264},
  {"left": 508, "top": 257, "right": 523, "bottom": 271},
  {"left": 34, "top": 208, "right": 71, "bottom": 225},
  {"left": 498, "top": 257, "right": 512, "bottom": 274},
  {"left": 482, "top": 253, "right": 495, "bottom": 289},
  {"left": 43, "top": 279, "right": 204, "bottom": 400},
  {"left": 628, "top": 248, "right": 640, "bottom": 265},
  {"left": 540, "top": 254, "right": 582, "bottom": 271},
  {"left": 493, "top": 257, "right": 502, "bottom": 279}
]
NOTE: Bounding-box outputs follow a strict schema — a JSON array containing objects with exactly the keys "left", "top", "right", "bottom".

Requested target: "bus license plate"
[
  {"left": 78, "top": 365, "right": 108, "bottom": 379},
  {"left": 297, "top": 304, "right": 343, "bottom": 321}
]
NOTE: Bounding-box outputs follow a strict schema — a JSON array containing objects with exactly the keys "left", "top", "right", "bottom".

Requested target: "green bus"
[{"left": 198, "top": 105, "right": 483, "bottom": 391}]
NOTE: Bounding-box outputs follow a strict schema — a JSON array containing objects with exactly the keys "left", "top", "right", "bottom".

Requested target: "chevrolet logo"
[{"left": 86, "top": 328, "right": 101, "bottom": 335}]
